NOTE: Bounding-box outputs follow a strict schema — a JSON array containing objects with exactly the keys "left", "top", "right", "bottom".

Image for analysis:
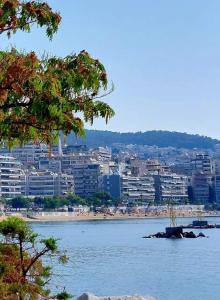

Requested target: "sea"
[{"left": 32, "top": 217, "right": 220, "bottom": 300}]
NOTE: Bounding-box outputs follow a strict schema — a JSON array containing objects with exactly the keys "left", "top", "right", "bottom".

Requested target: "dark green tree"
[
  {"left": 0, "top": 216, "right": 71, "bottom": 299},
  {"left": 87, "top": 192, "right": 113, "bottom": 208},
  {"left": 43, "top": 196, "right": 61, "bottom": 210},
  {"left": 10, "top": 196, "right": 32, "bottom": 211},
  {"left": 33, "top": 196, "right": 45, "bottom": 208},
  {"left": 66, "top": 194, "right": 87, "bottom": 206}
]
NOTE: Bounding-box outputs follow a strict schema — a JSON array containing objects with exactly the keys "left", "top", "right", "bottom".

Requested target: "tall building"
[
  {"left": 60, "top": 152, "right": 101, "bottom": 198},
  {"left": 0, "top": 156, "right": 24, "bottom": 198},
  {"left": 38, "top": 157, "right": 61, "bottom": 173},
  {"left": 189, "top": 154, "right": 215, "bottom": 204},
  {"left": 101, "top": 174, "right": 121, "bottom": 199},
  {"left": 71, "top": 163, "right": 100, "bottom": 198},
  {"left": 61, "top": 153, "right": 93, "bottom": 173},
  {"left": 191, "top": 154, "right": 214, "bottom": 175},
  {"left": 129, "top": 159, "right": 170, "bottom": 177},
  {"left": 122, "top": 175, "right": 155, "bottom": 205},
  {"left": 214, "top": 159, "right": 220, "bottom": 175},
  {"left": 154, "top": 174, "right": 188, "bottom": 204},
  {"left": 170, "top": 158, "right": 193, "bottom": 176},
  {"left": 191, "top": 173, "right": 213, "bottom": 204},
  {"left": 63, "top": 144, "right": 87, "bottom": 154},
  {"left": 25, "top": 171, "right": 74, "bottom": 197},
  {"left": 92, "top": 147, "right": 112, "bottom": 161},
  {"left": 0, "top": 144, "right": 52, "bottom": 167},
  {"left": 213, "top": 175, "right": 220, "bottom": 203}
]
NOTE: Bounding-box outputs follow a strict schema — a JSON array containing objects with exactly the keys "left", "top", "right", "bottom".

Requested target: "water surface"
[{"left": 32, "top": 217, "right": 220, "bottom": 300}]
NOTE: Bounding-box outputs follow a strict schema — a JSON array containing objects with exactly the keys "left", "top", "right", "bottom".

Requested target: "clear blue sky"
[{"left": 2, "top": 0, "right": 220, "bottom": 138}]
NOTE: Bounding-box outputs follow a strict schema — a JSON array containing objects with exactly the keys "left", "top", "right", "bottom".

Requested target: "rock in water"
[
  {"left": 77, "top": 293, "right": 155, "bottom": 300},
  {"left": 198, "top": 232, "right": 206, "bottom": 237},
  {"left": 78, "top": 294, "right": 99, "bottom": 300},
  {"left": 183, "top": 231, "right": 197, "bottom": 238}
]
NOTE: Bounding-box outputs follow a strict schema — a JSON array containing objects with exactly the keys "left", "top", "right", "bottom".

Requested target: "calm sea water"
[{"left": 32, "top": 217, "right": 220, "bottom": 300}]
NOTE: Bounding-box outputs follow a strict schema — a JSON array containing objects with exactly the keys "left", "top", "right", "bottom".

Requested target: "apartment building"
[
  {"left": 154, "top": 173, "right": 188, "bottom": 204},
  {"left": 0, "top": 156, "right": 24, "bottom": 198},
  {"left": 63, "top": 144, "right": 87, "bottom": 154},
  {"left": 101, "top": 174, "right": 121, "bottom": 199},
  {"left": 0, "top": 144, "right": 54, "bottom": 167},
  {"left": 122, "top": 175, "right": 155, "bottom": 205},
  {"left": 38, "top": 157, "right": 62, "bottom": 173},
  {"left": 61, "top": 153, "right": 93, "bottom": 173},
  {"left": 213, "top": 175, "right": 220, "bottom": 203},
  {"left": 60, "top": 154, "right": 101, "bottom": 198},
  {"left": 191, "top": 154, "right": 214, "bottom": 175},
  {"left": 91, "top": 147, "right": 112, "bottom": 161},
  {"left": 170, "top": 158, "right": 193, "bottom": 176},
  {"left": 25, "top": 171, "right": 74, "bottom": 197},
  {"left": 71, "top": 163, "right": 100, "bottom": 198},
  {"left": 128, "top": 159, "right": 170, "bottom": 177},
  {"left": 191, "top": 173, "right": 213, "bottom": 204}
]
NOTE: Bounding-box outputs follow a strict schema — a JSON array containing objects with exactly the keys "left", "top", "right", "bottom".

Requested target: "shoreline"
[{"left": 1, "top": 211, "right": 220, "bottom": 222}]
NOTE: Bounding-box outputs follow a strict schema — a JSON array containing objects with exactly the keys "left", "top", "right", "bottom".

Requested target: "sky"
[{"left": 2, "top": 0, "right": 220, "bottom": 138}]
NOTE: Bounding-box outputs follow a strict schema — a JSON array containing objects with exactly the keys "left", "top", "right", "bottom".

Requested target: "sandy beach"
[{"left": 1, "top": 211, "right": 219, "bottom": 222}]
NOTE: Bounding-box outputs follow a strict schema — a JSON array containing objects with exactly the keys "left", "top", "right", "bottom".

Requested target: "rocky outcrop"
[
  {"left": 77, "top": 293, "right": 155, "bottom": 300},
  {"left": 143, "top": 231, "right": 206, "bottom": 239}
]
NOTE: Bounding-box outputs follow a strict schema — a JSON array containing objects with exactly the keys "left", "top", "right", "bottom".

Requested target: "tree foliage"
[
  {"left": 10, "top": 196, "right": 32, "bottom": 210},
  {"left": 0, "top": 216, "right": 71, "bottom": 299},
  {"left": 87, "top": 192, "right": 114, "bottom": 207},
  {"left": 0, "top": 1, "right": 114, "bottom": 147},
  {"left": 5, "top": 194, "right": 118, "bottom": 211},
  {"left": 0, "top": 0, "right": 61, "bottom": 38}
]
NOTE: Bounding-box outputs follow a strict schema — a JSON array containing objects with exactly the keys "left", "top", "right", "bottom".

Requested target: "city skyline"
[{"left": 2, "top": 1, "right": 220, "bottom": 138}]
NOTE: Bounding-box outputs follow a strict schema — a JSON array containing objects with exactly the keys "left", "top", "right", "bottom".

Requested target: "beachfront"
[{"left": 1, "top": 208, "right": 219, "bottom": 222}]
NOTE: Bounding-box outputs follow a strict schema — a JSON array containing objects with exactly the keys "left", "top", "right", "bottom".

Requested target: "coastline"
[{"left": 1, "top": 211, "right": 220, "bottom": 222}]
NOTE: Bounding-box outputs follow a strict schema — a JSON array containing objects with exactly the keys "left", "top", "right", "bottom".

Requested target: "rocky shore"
[{"left": 77, "top": 293, "right": 155, "bottom": 300}]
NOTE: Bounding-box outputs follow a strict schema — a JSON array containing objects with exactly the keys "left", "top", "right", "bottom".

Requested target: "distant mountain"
[{"left": 66, "top": 130, "right": 220, "bottom": 149}]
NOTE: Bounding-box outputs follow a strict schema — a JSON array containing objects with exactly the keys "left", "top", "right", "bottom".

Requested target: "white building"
[
  {"left": 25, "top": 171, "right": 74, "bottom": 197},
  {"left": 154, "top": 173, "right": 188, "bottom": 204},
  {"left": 91, "top": 147, "right": 112, "bottom": 161},
  {"left": 61, "top": 153, "right": 93, "bottom": 172},
  {"left": 0, "top": 156, "right": 24, "bottom": 198},
  {"left": 122, "top": 175, "right": 155, "bottom": 205}
]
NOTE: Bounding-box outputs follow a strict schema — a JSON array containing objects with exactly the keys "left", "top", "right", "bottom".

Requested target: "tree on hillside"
[
  {"left": 74, "top": 130, "right": 219, "bottom": 149},
  {"left": 0, "top": 216, "right": 71, "bottom": 299},
  {"left": 0, "top": 0, "right": 114, "bottom": 148}
]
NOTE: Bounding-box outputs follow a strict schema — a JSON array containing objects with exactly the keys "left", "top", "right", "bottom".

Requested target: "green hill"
[{"left": 66, "top": 130, "right": 220, "bottom": 149}]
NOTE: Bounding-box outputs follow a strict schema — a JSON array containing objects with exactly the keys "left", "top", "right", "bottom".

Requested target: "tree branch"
[
  {"left": 0, "top": 20, "right": 39, "bottom": 34},
  {"left": 0, "top": 102, "right": 30, "bottom": 109},
  {"left": 24, "top": 247, "right": 50, "bottom": 276}
]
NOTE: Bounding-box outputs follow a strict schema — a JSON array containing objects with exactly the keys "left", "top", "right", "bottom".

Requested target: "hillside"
[{"left": 66, "top": 130, "right": 220, "bottom": 149}]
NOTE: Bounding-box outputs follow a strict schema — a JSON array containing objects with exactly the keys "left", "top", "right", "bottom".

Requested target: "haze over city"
[{"left": 2, "top": 0, "right": 220, "bottom": 138}]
